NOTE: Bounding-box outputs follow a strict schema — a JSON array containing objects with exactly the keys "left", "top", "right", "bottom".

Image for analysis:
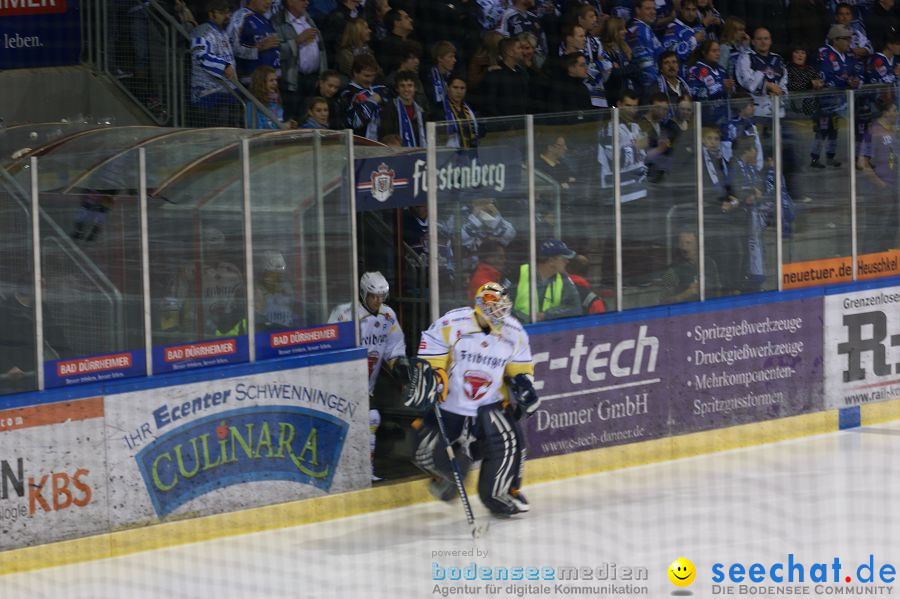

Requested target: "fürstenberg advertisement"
[
  {"left": 104, "top": 360, "right": 370, "bottom": 527},
  {"left": 526, "top": 297, "right": 824, "bottom": 458},
  {"left": 824, "top": 285, "right": 900, "bottom": 409},
  {"left": 0, "top": 397, "right": 108, "bottom": 551}
]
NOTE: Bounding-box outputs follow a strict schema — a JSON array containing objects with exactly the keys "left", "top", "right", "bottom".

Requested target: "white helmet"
[
  {"left": 474, "top": 281, "right": 511, "bottom": 327},
  {"left": 359, "top": 271, "right": 389, "bottom": 304},
  {"left": 259, "top": 250, "right": 286, "bottom": 273}
]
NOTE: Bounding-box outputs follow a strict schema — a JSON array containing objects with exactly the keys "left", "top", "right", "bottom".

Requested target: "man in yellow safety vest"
[{"left": 512, "top": 239, "right": 583, "bottom": 323}]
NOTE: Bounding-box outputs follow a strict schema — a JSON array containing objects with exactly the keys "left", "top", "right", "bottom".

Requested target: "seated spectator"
[
  {"left": 537, "top": 134, "right": 577, "bottom": 189},
  {"left": 246, "top": 65, "right": 298, "bottom": 128},
  {"left": 718, "top": 16, "right": 749, "bottom": 77},
  {"left": 385, "top": 40, "right": 426, "bottom": 107},
  {"left": 720, "top": 92, "right": 763, "bottom": 169},
  {"left": 687, "top": 39, "right": 734, "bottom": 123},
  {"left": 365, "top": 0, "right": 391, "bottom": 43},
  {"left": 696, "top": 0, "right": 723, "bottom": 40},
  {"left": 735, "top": 27, "right": 787, "bottom": 119},
  {"left": 335, "top": 17, "right": 376, "bottom": 77},
  {"left": 273, "top": 0, "right": 326, "bottom": 122},
  {"left": 229, "top": 0, "right": 281, "bottom": 85},
  {"left": 378, "top": 71, "right": 426, "bottom": 146},
  {"left": 662, "top": 0, "right": 706, "bottom": 67},
  {"left": 301, "top": 96, "right": 331, "bottom": 128},
  {"left": 424, "top": 40, "right": 458, "bottom": 112},
  {"left": 254, "top": 250, "right": 296, "bottom": 330},
  {"left": 548, "top": 53, "right": 595, "bottom": 112},
  {"left": 322, "top": 0, "right": 361, "bottom": 59},
  {"left": 478, "top": 37, "right": 530, "bottom": 117},
  {"left": 468, "top": 238, "right": 510, "bottom": 300},
  {"left": 311, "top": 69, "right": 343, "bottom": 128},
  {"left": 511, "top": 239, "right": 582, "bottom": 323},
  {"left": 661, "top": 229, "right": 722, "bottom": 302},
  {"left": 189, "top": 0, "right": 239, "bottom": 127},
  {"left": 377, "top": 8, "right": 415, "bottom": 75},
  {"left": 339, "top": 54, "right": 389, "bottom": 139},
  {"left": 460, "top": 198, "right": 516, "bottom": 271},
  {"left": 566, "top": 254, "right": 607, "bottom": 314},
  {"left": 601, "top": 16, "right": 638, "bottom": 106},
  {"left": 834, "top": 2, "right": 873, "bottom": 66},
  {"left": 467, "top": 30, "right": 504, "bottom": 98},
  {"left": 656, "top": 50, "right": 689, "bottom": 117},
  {"left": 439, "top": 75, "right": 479, "bottom": 149}
]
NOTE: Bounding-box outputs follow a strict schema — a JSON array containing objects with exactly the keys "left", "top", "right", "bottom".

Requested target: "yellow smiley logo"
[{"left": 668, "top": 557, "right": 696, "bottom": 587}]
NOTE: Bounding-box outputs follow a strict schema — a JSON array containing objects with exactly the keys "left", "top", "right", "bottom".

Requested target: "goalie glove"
[
  {"left": 391, "top": 356, "right": 411, "bottom": 387},
  {"left": 403, "top": 357, "right": 448, "bottom": 411},
  {"left": 505, "top": 373, "right": 540, "bottom": 420}
]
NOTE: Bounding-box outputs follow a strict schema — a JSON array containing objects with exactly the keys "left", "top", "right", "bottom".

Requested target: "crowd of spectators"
[{"left": 182, "top": 0, "right": 900, "bottom": 307}]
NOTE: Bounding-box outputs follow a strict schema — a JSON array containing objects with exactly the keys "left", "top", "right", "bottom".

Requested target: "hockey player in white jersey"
[
  {"left": 328, "top": 272, "right": 409, "bottom": 480},
  {"left": 407, "top": 281, "right": 540, "bottom": 517}
]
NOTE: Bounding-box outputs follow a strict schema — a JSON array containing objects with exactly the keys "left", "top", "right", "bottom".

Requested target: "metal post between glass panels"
[
  {"left": 526, "top": 115, "right": 537, "bottom": 324},
  {"left": 30, "top": 157, "right": 44, "bottom": 391},
  {"left": 848, "top": 90, "right": 858, "bottom": 281},
  {"left": 774, "top": 96, "right": 783, "bottom": 291},
  {"left": 426, "top": 122, "right": 439, "bottom": 323},
  {"left": 241, "top": 138, "right": 256, "bottom": 362},
  {"left": 314, "top": 130, "right": 328, "bottom": 316},
  {"left": 694, "top": 103, "right": 705, "bottom": 302},
  {"left": 612, "top": 108, "right": 623, "bottom": 311},
  {"left": 347, "top": 130, "right": 360, "bottom": 346},
  {"left": 139, "top": 148, "right": 153, "bottom": 375}
]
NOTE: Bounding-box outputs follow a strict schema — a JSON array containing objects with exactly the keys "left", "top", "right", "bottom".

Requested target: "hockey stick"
[{"left": 431, "top": 403, "right": 489, "bottom": 539}]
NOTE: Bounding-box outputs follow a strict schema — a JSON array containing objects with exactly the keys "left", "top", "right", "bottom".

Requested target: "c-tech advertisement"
[{"left": 104, "top": 360, "right": 370, "bottom": 526}]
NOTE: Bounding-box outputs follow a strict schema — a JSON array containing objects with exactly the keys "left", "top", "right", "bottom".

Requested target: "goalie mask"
[
  {"left": 360, "top": 271, "right": 389, "bottom": 315},
  {"left": 474, "top": 282, "right": 511, "bottom": 328}
]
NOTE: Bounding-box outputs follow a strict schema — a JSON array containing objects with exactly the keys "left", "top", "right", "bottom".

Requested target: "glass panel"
[
  {"left": 149, "top": 137, "right": 250, "bottom": 372},
  {"left": 0, "top": 169, "right": 37, "bottom": 397},
  {"left": 702, "top": 95, "right": 779, "bottom": 297},
  {"left": 432, "top": 115, "right": 531, "bottom": 321},
  {"left": 533, "top": 109, "right": 616, "bottom": 314},
  {"left": 250, "top": 130, "right": 355, "bottom": 360},
  {"left": 37, "top": 147, "right": 146, "bottom": 388},
  {"left": 618, "top": 97, "right": 701, "bottom": 308},
  {"left": 854, "top": 84, "right": 900, "bottom": 263},
  {"left": 781, "top": 88, "right": 854, "bottom": 280}
]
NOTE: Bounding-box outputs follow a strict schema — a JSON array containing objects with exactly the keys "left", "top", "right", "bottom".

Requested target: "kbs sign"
[{"left": 824, "top": 286, "right": 900, "bottom": 409}]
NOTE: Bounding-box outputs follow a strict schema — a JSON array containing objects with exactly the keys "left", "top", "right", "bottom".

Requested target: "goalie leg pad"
[
  {"left": 475, "top": 404, "right": 525, "bottom": 516},
  {"left": 412, "top": 409, "right": 472, "bottom": 483}
]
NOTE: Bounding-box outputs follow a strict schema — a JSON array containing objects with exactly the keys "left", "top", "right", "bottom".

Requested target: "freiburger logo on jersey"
[
  {"left": 463, "top": 370, "right": 493, "bottom": 401},
  {"left": 367, "top": 352, "right": 379, "bottom": 376}
]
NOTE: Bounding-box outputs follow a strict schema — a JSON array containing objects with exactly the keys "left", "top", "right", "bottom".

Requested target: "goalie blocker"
[{"left": 408, "top": 282, "right": 539, "bottom": 517}]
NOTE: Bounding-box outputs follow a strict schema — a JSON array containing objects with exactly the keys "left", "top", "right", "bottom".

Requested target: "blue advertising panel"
[
  {"left": 0, "top": 0, "right": 81, "bottom": 69},
  {"left": 153, "top": 336, "right": 250, "bottom": 374},
  {"left": 255, "top": 321, "right": 355, "bottom": 360},
  {"left": 44, "top": 349, "right": 147, "bottom": 388},
  {"left": 354, "top": 147, "right": 522, "bottom": 212}
]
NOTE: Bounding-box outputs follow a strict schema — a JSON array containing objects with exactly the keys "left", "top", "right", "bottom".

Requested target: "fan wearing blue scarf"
[{"left": 378, "top": 70, "right": 426, "bottom": 147}]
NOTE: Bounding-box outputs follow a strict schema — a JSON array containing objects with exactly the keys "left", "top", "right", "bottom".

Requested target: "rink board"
[
  {"left": 0, "top": 348, "right": 369, "bottom": 554},
  {"left": 3, "top": 278, "right": 900, "bottom": 573}
]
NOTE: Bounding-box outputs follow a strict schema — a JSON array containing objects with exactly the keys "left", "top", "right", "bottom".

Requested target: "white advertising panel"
[
  {"left": 824, "top": 285, "right": 900, "bottom": 409},
  {"left": 0, "top": 397, "right": 109, "bottom": 550},
  {"left": 104, "top": 360, "right": 370, "bottom": 527}
]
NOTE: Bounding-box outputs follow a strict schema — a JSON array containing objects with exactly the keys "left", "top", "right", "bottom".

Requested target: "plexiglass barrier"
[{"left": 1, "top": 88, "right": 898, "bottom": 398}]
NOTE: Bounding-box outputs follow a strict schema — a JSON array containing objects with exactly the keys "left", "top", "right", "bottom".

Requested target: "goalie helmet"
[{"left": 474, "top": 281, "right": 511, "bottom": 327}]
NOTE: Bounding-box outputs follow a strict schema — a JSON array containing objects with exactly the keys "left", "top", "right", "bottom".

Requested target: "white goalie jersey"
[
  {"left": 417, "top": 307, "right": 533, "bottom": 417},
  {"left": 328, "top": 300, "right": 406, "bottom": 395}
]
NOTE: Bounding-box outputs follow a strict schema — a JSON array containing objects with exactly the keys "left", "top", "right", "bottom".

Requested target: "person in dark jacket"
[
  {"left": 547, "top": 53, "right": 594, "bottom": 112},
  {"left": 478, "top": 37, "right": 531, "bottom": 117}
]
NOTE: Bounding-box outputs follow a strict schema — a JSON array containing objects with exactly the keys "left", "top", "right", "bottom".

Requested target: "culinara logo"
[
  {"left": 135, "top": 405, "right": 347, "bottom": 517},
  {"left": 711, "top": 554, "right": 896, "bottom": 596}
]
